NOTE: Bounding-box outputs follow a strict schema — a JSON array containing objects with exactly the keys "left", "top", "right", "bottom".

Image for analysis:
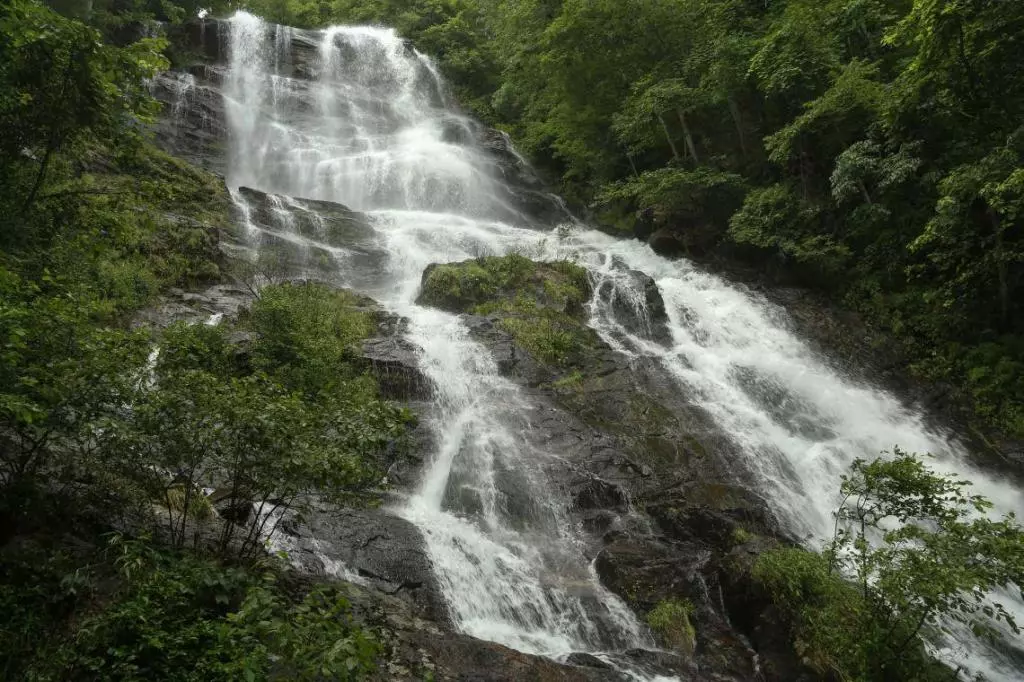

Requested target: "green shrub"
[
  {"left": 500, "top": 314, "right": 588, "bottom": 366},
  {"left": 20, "top": 537, "right": 380, "bottom": 682},
  {"left": 646, "top": 598, "right": 696, "bottom": 655},
  {"left": 552, "top": 370, "right": 585, "bottom": 390},
  {"left": 0, "top": 544, "right": 92, "bottom": 679},
  {"left": 245, "top": 282, "right": 375, "bottom": 396}
]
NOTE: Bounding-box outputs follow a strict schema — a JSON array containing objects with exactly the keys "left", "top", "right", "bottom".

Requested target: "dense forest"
[{"left": 1, "top": 0, "right": 1023, "bottom": 680}]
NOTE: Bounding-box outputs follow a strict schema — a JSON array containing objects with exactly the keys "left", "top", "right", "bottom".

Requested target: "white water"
[{"left": 210, "top": 12, "right": 1023, "bottom": 679}]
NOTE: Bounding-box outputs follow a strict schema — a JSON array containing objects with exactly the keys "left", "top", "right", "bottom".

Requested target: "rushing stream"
[{"left": 183, "top": 11, "right": 1024, "bottom": 679}]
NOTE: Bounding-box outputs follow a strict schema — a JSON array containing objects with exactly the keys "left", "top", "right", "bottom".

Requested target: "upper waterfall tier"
[{"left": 153, "top": 16, "right": 570, "bottom": 227}]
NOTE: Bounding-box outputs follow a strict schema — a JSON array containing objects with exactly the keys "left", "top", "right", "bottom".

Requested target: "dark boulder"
[
  {"left": 596, "top": 269, "right": 671, "bottom": 345},
  {"left": 564, "top": 653, "right": 613, "bottom": 670},
  {"left": 648, "top": 228, "right": 687, "bottom": 258},
  {"left": 633, "top": 208, "right": 657, "bottom": 242},
  {"left": 645, "top": 482, "right": 775, "bottom": 551},
  {"left": 571, "top": 477, "right": 628, "bottom": 512},
  {"left": 132, "top": 283, "right": 253, "bottom": 329},
  {"left": 595, "top": 536, "right": 711, "bottom": 613}
]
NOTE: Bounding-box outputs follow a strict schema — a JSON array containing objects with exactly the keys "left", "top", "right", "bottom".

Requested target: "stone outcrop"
[
  {"left": 594, "top": 267, "right": 672, "bottom": 345},
  {"left": 229, "top": 186, "right": 393, "bottom": 287},
  {"left": 475, "top": 127, "right": 575, "bottom": 227}
]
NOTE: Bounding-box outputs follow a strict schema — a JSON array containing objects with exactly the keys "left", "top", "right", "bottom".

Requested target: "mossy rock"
[
  {"left": 647, "top": 599, "right": 696, "bottom": 656},
  {"left": 418, "top": 254, "right": 600, "bottom": 367},
  {"left": 418, "top": 254, "right": 590, "bottom": 314}
]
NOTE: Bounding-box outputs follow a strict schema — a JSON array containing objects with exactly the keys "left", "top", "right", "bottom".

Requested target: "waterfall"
[{"left": 215, "top": 12, "right": 1023, "bottom": 680}]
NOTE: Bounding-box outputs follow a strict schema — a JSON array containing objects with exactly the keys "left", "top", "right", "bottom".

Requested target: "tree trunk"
[
  {"left": 657, "top": 113, "right": 680, "bottom": 160},
  {"left": 22, "top": 140, "right": 56, "bottom": 215},
  {"left": 625, "top": 147, "right": 639, "bottom": 177},
  {"left": 728, "top": 97, "right": 747, "bottom": 157},
  {"left": 676, "top": 108, "right": 699, "bottom": 164},
  {"left": 859, "top": 180, "right": 873, "bottom": 205},
  {"left": 990, "top": 208, "right": 1009, "bottom": 329}
]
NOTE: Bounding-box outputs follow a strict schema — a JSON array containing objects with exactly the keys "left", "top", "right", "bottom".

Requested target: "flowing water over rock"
[{"left": 158, "top": 12, "right": 1023, "bottom": 680}]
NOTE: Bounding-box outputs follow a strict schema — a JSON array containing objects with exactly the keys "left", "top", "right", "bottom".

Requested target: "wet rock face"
[
  {"left": 596, "top": 269, "right": 672, "bottom": 345},
  {"left": 645, "top": 482, "right": 776, "bottom": 550},
  {"left": 289, "top": 569, "right": 625, "bottom": 681},
  {"left": 151, "top": 66, "right": 228, "bottom": 175},
  {"left": 475, "top": 127, "right": 574, "bottom": 227},
  {"left": 229, "top": 186, "right": 393, "bottom": 283},
  {"left": 279, "top": 507, "right": 446, "bottom": 622},
  {"left": 414, "top": 255, "right": 811, "bottom": 681},
  {"left": 132, "top": 283, "right": 254, "bottom": 328},
  {"left": 360, "top": 333, "right": 431, "bottom": 401}
]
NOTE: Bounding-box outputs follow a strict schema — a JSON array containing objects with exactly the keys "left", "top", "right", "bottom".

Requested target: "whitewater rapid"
[{"left": 196, "top": 11, "right": 1022, "bottom": 680}]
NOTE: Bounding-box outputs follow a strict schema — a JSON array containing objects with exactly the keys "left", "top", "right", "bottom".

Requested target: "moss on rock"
[
  {"left": 647, "top": 598, "right": 697, "bottom": 656},
  {"left": 418, "top": 254, "right": 599, "bottom": 367}
]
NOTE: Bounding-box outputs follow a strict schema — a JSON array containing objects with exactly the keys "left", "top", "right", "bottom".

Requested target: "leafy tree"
[
  {"left": 32, "top": 536, "right": 380, "bottom": 681},
  {"left": 728, "top": 184, "right": 848, "bottom": 278},
  {"left": 908, "top": 134, "right": 1024, "bottom": 337},
  {"left": 884, "top": 0, "right": 1024, "bottom": 138},
  {"left": 755, "top": 451, "right": 1024, "bottom": 681},
  {"left": 599, "top": 167, "right": 746, "bottom": 235},
  {"left": 117, "top": 284, "right": 409, "bottom": 555},
  {"left": 748, "top": 0, "right": 841, "bottom": 112},
  {"left": 765, "top": 60, "right": 884, "bottom": 193},
  {"left": 0, "top": 267, "right": 149, "bottom": 539},
  {"left": 0, "top": 0, "right": 167, "bottom": 228}
]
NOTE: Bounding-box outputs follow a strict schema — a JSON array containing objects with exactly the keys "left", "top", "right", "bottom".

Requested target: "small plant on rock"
[{"left": 647, "top": 598, "right": 696, "bottom": 655}]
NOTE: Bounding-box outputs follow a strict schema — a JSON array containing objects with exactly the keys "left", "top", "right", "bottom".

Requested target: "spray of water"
[{"left": 202, "top": 12, "right": 1023, "bottom": 679}]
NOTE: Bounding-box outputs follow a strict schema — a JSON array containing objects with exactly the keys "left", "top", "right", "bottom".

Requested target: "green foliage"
[
  {"left": 551, "top": 370, "right": 584, "bottom": 391},
  {"left": 0, "top": 542, "right": 94, "bottom": 678},
  {"left": 599, "top": 167, "right": 746, "bottom": 231},
  {"left": 754, "top": 451, "right": 1024, "bottom": 681},
  {"left": 0, "top": 267, "right": 150, "bottom": 530},
  {"left": 646, "top": 598, "right": 696, "bottom": 655},
  {"left": 765, "top": 60, "right": 883, "bottom": 167},
  {"left": 244, "top": 282, "right": 376, "bottom": 395},
  {"left": 3, "top": 536, "right": 379, "bottom": 681},
  {"left": 728, "top": 184, "right": 849, "bottom": 277},
  {"left": 0, "top": 0, "right": 167, "bottom": 226},
  {"left": 121, "top": 283, "right": 409, "bottom": 553}
]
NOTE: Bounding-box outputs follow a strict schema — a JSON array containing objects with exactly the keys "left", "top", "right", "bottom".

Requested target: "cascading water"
[
  {"left": 213, "top": 11, "right": 1023, "bottom": 679},
  {"left": 220, "top": 11, "right": 658, "bottom": 673}
]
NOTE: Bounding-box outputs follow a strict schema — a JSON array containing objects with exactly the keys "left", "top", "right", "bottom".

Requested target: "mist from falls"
[{"left": 207, "top": 11, "right": 1023, "bottom": 680}]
